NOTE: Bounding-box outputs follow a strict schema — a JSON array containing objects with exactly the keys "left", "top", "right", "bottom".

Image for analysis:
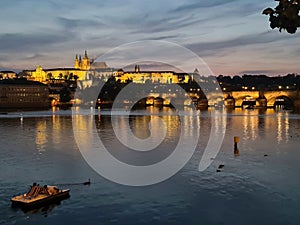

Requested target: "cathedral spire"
[
  {"left": 74, "top": 54, "right": 80, "bottom": 69},
  {"left": 135, "top": 65, "right": 140, "bottom": 72},
  {"left": 84, "top": 50, "right": 88, "bottom": 59}
]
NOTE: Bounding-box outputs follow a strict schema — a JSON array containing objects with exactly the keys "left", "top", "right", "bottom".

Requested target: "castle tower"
[
  {"left": 74, "top": 54, "right": 80, "bottom": 69},
  {"left": 81, "top": 50, "right": 90, "bottom": 70}
]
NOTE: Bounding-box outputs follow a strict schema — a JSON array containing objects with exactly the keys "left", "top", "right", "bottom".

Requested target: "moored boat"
[{"left": 11, "top": 183, "right": 70, "bottom": 210}]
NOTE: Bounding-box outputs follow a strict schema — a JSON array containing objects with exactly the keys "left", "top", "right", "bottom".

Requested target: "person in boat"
[
  {"left": 40, "top": 185, "right": 50, "bottom": 195},
  {"left": 26, "top": 183, "right": 38, "bottom": 197},
  {"left": 25, "top": 183, "right": 47, "bottom": 198}
]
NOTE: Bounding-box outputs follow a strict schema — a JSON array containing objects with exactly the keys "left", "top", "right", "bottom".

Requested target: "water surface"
[{"left": 0, "top": 107, "right": 300, "bottom": 225}]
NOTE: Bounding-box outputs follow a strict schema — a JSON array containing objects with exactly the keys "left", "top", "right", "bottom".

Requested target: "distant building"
[
  {"left": 0, "top": 71, "right": 17, "bottom": 79},
  {"left": 26, "top": 51, "right": 92, "bottom": 83},
  {"left": 0, "top": 79, "right": 50, "bottom": 108},
  {"left": 87, "top": 61, "right": 117, "bottom": 82},
  {"left": 26, "top": 65, "right": 88, "bottom": 83},
  {"left": 115, "top": 65, "right": 190, "bottom": 84}
]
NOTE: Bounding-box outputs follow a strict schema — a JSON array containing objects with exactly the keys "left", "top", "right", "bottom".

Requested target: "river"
[{"left": 0, "top": 107, "right": 300, "bottom": 225}]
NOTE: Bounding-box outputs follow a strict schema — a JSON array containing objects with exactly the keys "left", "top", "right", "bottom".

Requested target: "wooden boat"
[{"left": 11, "top": 184, "right": 70, "bottom": 210}]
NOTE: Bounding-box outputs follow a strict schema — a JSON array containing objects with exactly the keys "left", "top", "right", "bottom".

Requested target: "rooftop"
[{"left": 0, "top": 78, "right": 47, "bottom": 86}]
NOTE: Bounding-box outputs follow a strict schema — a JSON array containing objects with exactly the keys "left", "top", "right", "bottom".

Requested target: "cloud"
[
  {"left": 172, "top": 0, "right": 239, "bottom": 12},
  {"left": 129, "top": 14, "right": 208, "bottom": 34},
  {"left": 239, "top": 69, "right": 277, "bottom": 75},
  {"left": 56, "top": 17, "right": 106, "bottom": 30},
  {"left": 185, "top": 31, "right": 300, "bottom": 57},
  {"left": 22, "top": 54, "right": 46, "bottom": 60},
  {"left": 142, "top": 35, "right": 181, "bottom": 41},
  {"left": 0, "top": 32, "right": 72, "bottom": 53}
]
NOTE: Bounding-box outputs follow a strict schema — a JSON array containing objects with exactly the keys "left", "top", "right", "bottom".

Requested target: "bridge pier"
[
  {"left": 224, "top": 97, "right": 235, "bottom": 109},
  {"left": 197, "top": 99, "right": 208, "bottom": 110},
  {"left": 256, "top": 97, "right": 267, "bottom": 108}
]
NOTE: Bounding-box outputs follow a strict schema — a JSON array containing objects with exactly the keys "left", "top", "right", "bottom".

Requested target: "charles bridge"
[
  {"left": 141, "top": 90, "right": 300, "bottom": 109},
  {"left": 222, "top": 90, "right": 300, "bottom": 108}
]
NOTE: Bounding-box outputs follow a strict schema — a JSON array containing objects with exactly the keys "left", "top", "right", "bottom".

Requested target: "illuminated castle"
[
  {"left": 26, "top": 51, "right": 92, "bottom": 83},
  {"left": 26, "top": 51, "right": 191, "bottom": 85}
]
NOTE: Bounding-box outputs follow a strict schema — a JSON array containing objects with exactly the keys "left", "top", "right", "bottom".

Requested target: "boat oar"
[{"left": 55, "top": 179, "right": 91, "bottom": 186}]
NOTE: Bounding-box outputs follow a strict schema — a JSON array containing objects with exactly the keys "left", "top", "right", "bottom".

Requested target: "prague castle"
[
  {"left": 26, "top": 51, "right": 92, "bottom": 83},
  {"left": 26, "top": 51, "right": 191, "bottom": 85}
]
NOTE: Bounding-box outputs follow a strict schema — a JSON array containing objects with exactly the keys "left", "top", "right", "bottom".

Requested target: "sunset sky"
[{"left": 0, "top": 0, "right": 299, "bottom": 76}]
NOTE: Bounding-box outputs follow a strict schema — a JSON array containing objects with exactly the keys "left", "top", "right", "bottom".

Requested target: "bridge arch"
[
  {"left": 273, "top": 95, "right": 293, "bottom": 109},
  {"left": 234, "top": 95, "right": 259, "bottom": 108},
  {"left": 228, "top": 90, "right": 300, "bottom": 109},
  {"left": 263, "top": 90, "right": 299, "bottom": 108},
  {"left": 241, "top": 96, "right": 257, "bottom": 109},
  {"left": 230, "top": 91, "right": 259, "bottom": 108}
]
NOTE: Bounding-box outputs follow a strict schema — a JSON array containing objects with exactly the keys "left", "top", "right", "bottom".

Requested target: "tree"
[
  {"left": 73, "top": 75, "right": 79, "bottom": 81},
  {"left": 59, "top": 87, "right": 72, "bottom": 102},
  {"left": 68, "top": 73, "right": 74, "bottom": 80},
  {"left": 47, "top": 73, "right": 53, "bottom": 80},
  {"left": 263, "top": 0, "right": 300, "bottom": 34}
]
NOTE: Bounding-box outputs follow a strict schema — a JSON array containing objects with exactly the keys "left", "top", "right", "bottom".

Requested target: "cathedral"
[{"left": 74, "top": 50, "right": 91, "bottom": 70}]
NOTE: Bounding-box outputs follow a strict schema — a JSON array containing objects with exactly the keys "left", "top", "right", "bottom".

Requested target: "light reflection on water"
[{"left": 0, "top": 107, "right": 300, "bottom": 225}]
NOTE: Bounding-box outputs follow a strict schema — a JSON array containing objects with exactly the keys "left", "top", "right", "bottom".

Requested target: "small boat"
[{"left": 11, "top": 183, "right": 70, "bottom": 210}]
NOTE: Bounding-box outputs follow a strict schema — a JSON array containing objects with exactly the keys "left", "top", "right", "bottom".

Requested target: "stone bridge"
[
  {"left": 121, "top": 90, "right": 300, "bottom": 109},
  {"left": 222, "top": 90, "right": 300, "bottom": 108}
]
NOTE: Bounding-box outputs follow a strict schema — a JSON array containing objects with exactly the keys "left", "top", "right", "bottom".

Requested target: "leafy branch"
[{"left": 263, "top": 0, "right": 300, "bottom": 33}]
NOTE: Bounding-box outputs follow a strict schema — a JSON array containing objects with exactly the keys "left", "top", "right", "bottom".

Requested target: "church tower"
[
  {"left": 74, "top": 54, "right": 80, "bottom": 69},
  {"left": 81, "top": 50, "right": 90, "bottom": 70},
  {"left": 135, "top": 65, "right": 140, "bottom": 73}
]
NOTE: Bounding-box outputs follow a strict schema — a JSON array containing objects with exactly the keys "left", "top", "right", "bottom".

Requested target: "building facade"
[
  {"left": 0, "top": 79, "right": 50, "bottom": 108},
  {"left": 0, "top": 71, "right": 17, "bottom": 79},
  {"left": 115, "top": 65, "right": 190, "bottom": 84}
]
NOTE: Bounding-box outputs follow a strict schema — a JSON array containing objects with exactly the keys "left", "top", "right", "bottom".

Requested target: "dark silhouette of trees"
[
  {"left": 263, "top": 0, "right": 300, "bottom": 34},
  {"left": 59, "top": 86, "right": 72, "bottom": 102},
  {"left": 217, "top": 74, "right": 300, "bottom": 91},
  {"left": 46, "top": 73, "right": 53, "bottom": 80},
  {"left": 74, "top": 75, "right": 79, "bottom": 81}
]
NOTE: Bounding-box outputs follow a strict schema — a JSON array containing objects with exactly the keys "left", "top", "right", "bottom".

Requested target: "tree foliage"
[
  {"left": 263, "top": 0, "right": 300, "bottom": 34},
  {"left": 59, "top": 86, "right": 72, "bottom": 102}
]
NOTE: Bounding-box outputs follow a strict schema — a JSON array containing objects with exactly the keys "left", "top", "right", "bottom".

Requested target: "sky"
[{"left": 0, "top": 0, "right": 299, "bottom": 76}]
